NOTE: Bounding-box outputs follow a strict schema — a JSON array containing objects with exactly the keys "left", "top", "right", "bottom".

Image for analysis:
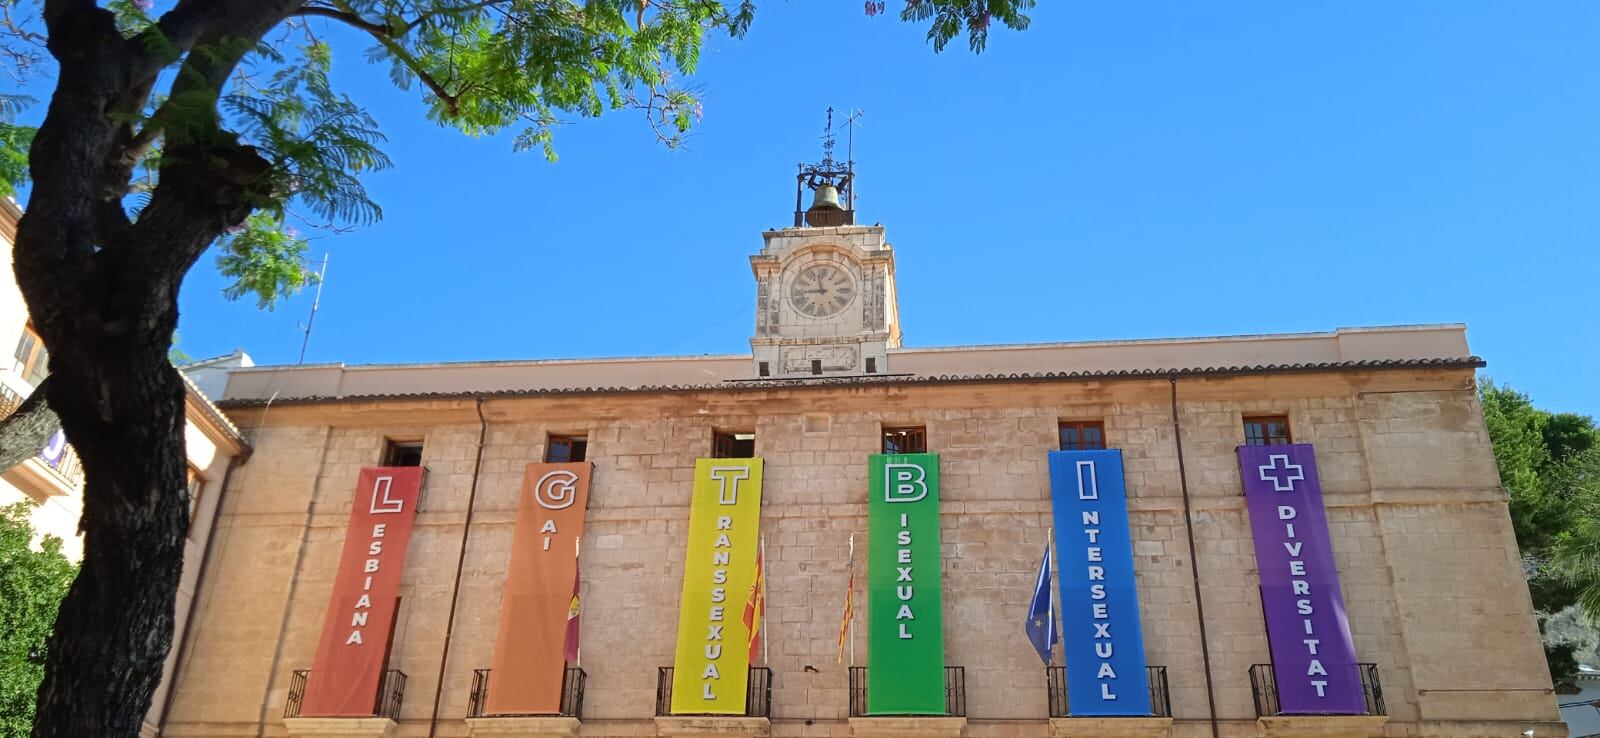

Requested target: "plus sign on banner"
[{"left": 1237, "top": 443, "right": 1366, "bottom": 715}]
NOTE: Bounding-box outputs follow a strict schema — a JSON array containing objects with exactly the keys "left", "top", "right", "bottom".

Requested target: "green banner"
[{"left": 867, "top": 453, "right": 946, "bottom": 715}]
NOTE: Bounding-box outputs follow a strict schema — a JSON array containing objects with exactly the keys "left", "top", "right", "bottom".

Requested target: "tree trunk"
[
  {"left": 29, "top": 336, "right": 190, "bottom": 738},
  {"left": 11, "top": 4, "right": 301, "bottom": 735}
]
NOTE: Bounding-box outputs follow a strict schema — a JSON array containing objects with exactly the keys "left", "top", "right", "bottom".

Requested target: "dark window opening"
[
  {"left": 383, "top": 440, "right": 424, "bottom": 467},
  {"left": 882, "top": 426, "right": 928, "bottom": 455},
  {"left": 547, "top": 434, "right": 588, "bottom": 463},
  {"left": 1243, "top": 416, "right": 1292, "bottom": 446},
  {"left": 865, "top": 358, "right": 877, "bottom": 374},
  {"left": 11, "top": 325, "right": 48, "bottom": 387},
  {"left": 1059, "top": 421, "right": 1107, "bottom": 451},
  {"left": 712, "top": 431, "right": 756, "bottom": 458},
  {"left": 758, "top": 361, "right": 770, "bottom": 377},
  {"left": 811, "top": 359, "right": 822, "bottom": 375}
]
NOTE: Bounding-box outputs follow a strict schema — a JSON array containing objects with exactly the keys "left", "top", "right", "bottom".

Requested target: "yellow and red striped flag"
[
  {"left": 743, "top": 546, "right": 766, "bottom": 664},
  {"left": 838, "top": 533, "right": 856, "bottom": 663}
]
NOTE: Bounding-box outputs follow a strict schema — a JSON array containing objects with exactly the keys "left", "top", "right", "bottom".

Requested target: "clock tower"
[{"left": 750, "top": 124, "right": 900, "bottom": 379}]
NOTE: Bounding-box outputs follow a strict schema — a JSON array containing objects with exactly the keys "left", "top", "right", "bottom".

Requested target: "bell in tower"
[{"left": 794, "top": 108, "right": 855, "bottom": 228}]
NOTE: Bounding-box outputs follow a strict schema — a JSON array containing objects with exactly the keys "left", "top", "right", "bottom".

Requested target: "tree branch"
[
  {"left": 0, "top": 377, "right": 61, "bottom": 474},
  {"left": 293, "top": 5, "right": 390, "bottom": 36}
]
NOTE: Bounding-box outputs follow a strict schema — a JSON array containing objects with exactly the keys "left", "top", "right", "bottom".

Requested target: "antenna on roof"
[
  {"left": 296, "top": 254, "right": 329, "bottom": 366},
  {"left": 844, "top": 108, "right": 863, "bottom": 211},
  {"left": 248, "top": 253, "right": 329, "bottom": 445}
]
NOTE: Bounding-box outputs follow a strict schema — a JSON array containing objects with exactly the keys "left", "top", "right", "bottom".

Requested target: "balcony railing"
[
  {"left": 847, "top": 666, "right": 966, "bottom": 718},
  {"left": 654, "top": 666, "right": 772, "bottom": 717},
  {"left": 1248, "top": 663, "right": 1384, "bottom": 718},
  {"left": 1045, "top": 665, "right": 1171, "bottom": 718},
  {"left": 283, "top": 669, "right": 408, "bottom": 719},
  {"left": 0, "top": 380, "right": 21, "bottom": 417},
  {"left": 468, "top": 667, "right": 587, "bottom": 718}
]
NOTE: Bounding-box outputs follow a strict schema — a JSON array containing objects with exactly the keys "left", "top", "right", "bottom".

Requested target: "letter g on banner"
[
  {"left": 535, "top": 470, "right": 581, "bottom": 510},
  {"left": 885, "top": 463, "right": 928, "bottom": 503}
]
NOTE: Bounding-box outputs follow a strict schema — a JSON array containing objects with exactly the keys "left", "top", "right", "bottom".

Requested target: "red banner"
[
  {"left": 302, "top": 467, "right": 425, "bottom": 716},
  {"left": 486, "top": 463, "right": 591, "bottom": 715}
]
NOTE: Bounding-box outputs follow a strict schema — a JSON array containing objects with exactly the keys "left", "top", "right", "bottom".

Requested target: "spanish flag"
[{"left": 743, "top": 546, "right": 765, "bottom": 664}]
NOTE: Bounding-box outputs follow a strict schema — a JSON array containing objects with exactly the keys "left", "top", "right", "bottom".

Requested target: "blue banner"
[{"left": 1049, "top": 450, "right": 1151, "bottom": 716}]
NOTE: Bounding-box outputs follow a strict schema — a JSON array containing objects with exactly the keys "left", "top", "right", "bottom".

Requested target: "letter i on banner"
[
  {"left": 671, "top": 458, "right": 764, "bottom": 714},
  {"left": 867, "top": 453, "right": 946, "bottom": 715},
  {"left": 1238, "top": 444, "right": 1364, "bottom": 715},
  {"left": 486, "top": 463, "right": 592, "bottom": 716},
  {"left": 1049, "top": 450, "right": 1151, "bottom": 716},
  {"left": 302, "top": 467, "right": 425, "bottom": 717}
]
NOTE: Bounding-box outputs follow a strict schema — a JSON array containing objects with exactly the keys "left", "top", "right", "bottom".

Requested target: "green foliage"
[
  {"left": 215, "top": 212, "right": 318, "bottom": 311},
  {"left": 1482, "top": 380, "right": 1600, "bottom": 684},
  {"left": 227, "top": 40, "right": 392, "bottom": 225},
  {"left": 0, "top": 94, "right": 36, "bottom": 198},
  {"left": 0, "top": 503, "right": 75, "bottom": 738},
  {"left": 0, "top": 1, "right": 1030, "bottom": 308},
  {"left": 902, "top": 0, "right": 1035, "bottom": 52}
]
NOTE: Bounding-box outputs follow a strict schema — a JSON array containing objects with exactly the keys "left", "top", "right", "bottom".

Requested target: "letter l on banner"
[{"left": 303, "top": 467, "right": 424, "bottom": 716}]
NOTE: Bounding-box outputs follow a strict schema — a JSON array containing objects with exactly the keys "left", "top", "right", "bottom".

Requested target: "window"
[
  {"left": 546, "top": 434, "right": 588, "bottom": 463},
  {"left": 865, "top": 358, "right": 877, "bottom": 374},
  {"left": 1243, "top": 416, "right": 1292, "bottom": 446},
  {"left": 882, "top": 426, "right": 927, "bottom": 454},
  {"left": 11, "top": 325, "right": 48, "bottom": 387},
  {"left": 383, "top": 439, "right": 425, "bottom": 467},
  {"left": 186, "top": 466, "right": 206, "bottom": 536},
  {"left": 758, "top": 361, "right": 770, "bottom": 377},
  {"left": 1059, "top": 421, "right": 1106, "bottom": 451},
  {"left": 712, "top": 431, "right": 755, "bottom": 459}
]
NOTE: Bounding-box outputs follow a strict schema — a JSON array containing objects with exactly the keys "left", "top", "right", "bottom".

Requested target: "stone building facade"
[{"left": 157, "top": 218, "right": 1561, "bottom": 738}]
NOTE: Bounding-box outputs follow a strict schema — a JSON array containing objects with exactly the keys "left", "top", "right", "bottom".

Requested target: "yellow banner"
[{"left": 671, "top": 458, "right": 764, "bottom": 714}]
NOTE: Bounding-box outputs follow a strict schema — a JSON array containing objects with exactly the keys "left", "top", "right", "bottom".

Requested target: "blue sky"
[{"left": 52, "top": 4, "right": 1600, "bottom": 412}]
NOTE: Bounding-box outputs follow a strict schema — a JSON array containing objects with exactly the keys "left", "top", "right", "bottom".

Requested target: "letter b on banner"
[{"left": 867, "top": 453, "right": 946, "bottom": 715}]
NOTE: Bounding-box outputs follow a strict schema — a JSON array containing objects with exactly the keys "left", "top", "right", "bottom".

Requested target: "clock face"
[{"left": 788, "top": 264, "right": 856, "bottom": 318}]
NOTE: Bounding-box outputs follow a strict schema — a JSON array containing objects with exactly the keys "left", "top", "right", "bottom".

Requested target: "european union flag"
[{"left": 1025, "top": 541, "right": 1058, "bottom": 665}]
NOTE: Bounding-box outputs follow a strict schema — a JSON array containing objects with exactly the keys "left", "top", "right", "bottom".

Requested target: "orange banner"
[
  {"left": 486, "top": 463, "right": 592, "bottom": 715},
  {"left": 303, "top": 467, "right": 425, "bottom": 716}
]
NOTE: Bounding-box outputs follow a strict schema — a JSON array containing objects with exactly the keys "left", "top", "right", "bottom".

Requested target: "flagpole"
[
  {"left": 760, "top": 534, "right": 769, "bottom": 667},
  {"left": 849, "top": 532, "right": 857, "bottom": 668},
  {"left": 1045, "top": 526, "right": 1053, "bottom": 666},
  {"left": 575, "top": 534, "right": 582, "bottom": 669}
]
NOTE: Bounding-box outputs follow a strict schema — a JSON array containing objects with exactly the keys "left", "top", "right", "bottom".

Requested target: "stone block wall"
[{"left": 160, "top": 369, "right": 1561, "bottom": 738}]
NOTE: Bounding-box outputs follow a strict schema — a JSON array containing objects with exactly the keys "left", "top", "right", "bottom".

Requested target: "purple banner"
[{"left": 1238, "top": 444, "right": 1365, "bottom": 715}]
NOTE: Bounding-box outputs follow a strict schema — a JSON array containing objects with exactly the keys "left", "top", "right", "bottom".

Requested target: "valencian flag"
[
  {"left": 1025, "top": 540, "right": 1058, "bottom": 665},
  {"left": 743, "top": 545, "right": 766, "bottom": 664},
  {"left": 838, "top": 534, "right": 855, "bottom": 664},
  {"left": 564, "top": 555, "right": 581, "bottom": 664}
]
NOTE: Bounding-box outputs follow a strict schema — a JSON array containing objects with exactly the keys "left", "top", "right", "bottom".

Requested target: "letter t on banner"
[{"left": 670, "top": 458, "right": 764, "bottom": 714}]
